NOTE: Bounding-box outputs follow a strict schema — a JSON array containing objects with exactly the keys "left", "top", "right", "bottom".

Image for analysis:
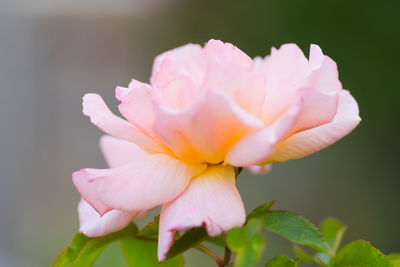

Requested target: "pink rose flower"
[{"left": 72, "top": 39, "right": 360, "bottom": 261}]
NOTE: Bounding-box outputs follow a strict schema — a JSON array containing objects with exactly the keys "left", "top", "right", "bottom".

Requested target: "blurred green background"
[{"left": 0, "top": 0, "right": 399, "bottom": 266}]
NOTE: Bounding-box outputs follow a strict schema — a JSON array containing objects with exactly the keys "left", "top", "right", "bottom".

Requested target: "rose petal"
[
  {"left": 204, "top": 39, "right": 253, "bottom": 69},
  {"left": 151, "top": 54, "right": 198, "bottom": 109},
  {"left": 115, "top": 80, "right": 156, "bottom": 137},
  {"left": 99, "top": 135, "right": 148, "bottom": 168},
  {"left": 308, "top": 44, "right": 325, "bottom": 71},
  {"left": 201, "top": 64, "right": 266, "bottom": 118},
  {"left": 151, "top": 43, "right": 206, "bottom": 88},
  {"left": 289, "top": 88, "right": 339, "bottom": 135},
  {"left": 154, "top": 91, "right": 263, "bottom": 164},
  {"left": 260, "top": 44, "right": 309, "bottom": 124},
  {"left": 157, "top": 165, "right": 245, "bottom": 261},
  {"left": 269, "top": 90, "right": 361, "bottom": 162},
  {"left": 78, "top": 199, "right": 139, "bottom": 237},
  {"left": 307, "top": 44, "right": 342, "bottom": 93},
  {"left": 97, "top": 153, "right": 206, "bottom": 211},
  {"left": 225, "top": 96, "right": 303, "bottom": 166},
  {"left": 82, "top": 93, "right": 163, "bottom": 153},
  {"left": 72, "top": 168, "right": 113, "bottom": 216}
]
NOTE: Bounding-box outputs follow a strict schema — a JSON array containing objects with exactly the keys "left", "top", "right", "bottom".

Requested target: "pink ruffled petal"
[
  {"left": 256, "top": 44, "right": 342, "bottom": 129},
  {"left": 97, "top": 153, "right": 206, "bottom": 211},
  {"left": 289, "top": 88, "right": 338, "bottom": 135},
  {"left": 204, "top": 39, "right": 253, "bottom": 69},
  {"left": 308, "top": 44, "right": 325, "bottom": 71},
  {"left": 153, "top": 91, "right": 263, "bottom": 164},
  {"left": 151, "top": 54, "right": 198, "bottom": 109},
  {"left": 269, "top": 90, "right": 361, "bottom": 162},
  {"left": 225, "top": 96, "right": 303, "bottom": 166},
  {"left": 151, "top": 44, "right": 206, "bottom": 88},
  {"left": 72, "top": 168, "right": 113, "bottom": 216},
  {"left": 82, "top": 93, "right": 163, "bottom": 153},
  {"left": 260, "top": 44, "right": 309, "bottom": 124},
  {"left": 115, "top": 80, "right": 156, "bottom": 137},
  {"left": 201, "top": 64, "right": 266, "bottom": 118},
  {"left": 157, "top": 165, "right": 245, "bottom": 261},
  {"left": 99, "top": 135, "right": 148, "bottom": 168},
  {"left": 307, "top": 44, "right": 342, "bottom": 93},
  {"left": 150, "top": 44, "right": 206, "bottom": 110},
  {"left": 78, "top": 199, "right": 139, "bottom": 237}
]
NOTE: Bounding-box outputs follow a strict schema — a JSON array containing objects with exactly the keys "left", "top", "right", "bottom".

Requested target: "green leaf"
[
  {"left": 247, "top": 201, "right": 275, "bottom": 220},
  {"left": 121, "top": 236, "right": 184, "bottom": 267},
  {"left": 248, "top": 204, "right": 330, "bottom": 254},
  {"left": 389, "top": 254, "right": 400, "bottom": 267},
  {"left": 320, "top": 218, "right": 346, "bottom": 253},
  {"left": 389, "top": 254, "right": 400, "bottom": 260},
  {"left": 166, "top": 227, "right": 207, "bottom": 259},
  {"left": 293, "top": 245, "right": 315, "bottom": 263},
  {"left": 265, "top": 255, "right": 299, "bottom": 267},
  {"left": 259, "top": 210, "right": 330, "bottom": 253},
  {"left": 227, "top": 219, "right": 265, "bottom": 267},
  {"left": 52, "top": 223, "right": 138, "bottom": 267},
  {"left": 314, "top": 252, "right": 331, "bottom": 266},
  {"left": 331, "top": 240, "right": 394, "bottom": 267},
  {"left": 53, "top": 233, "right": 89, "bottom": 266},
  {"left": 137, "top": 216, "right": 159, "bottom": 239}
]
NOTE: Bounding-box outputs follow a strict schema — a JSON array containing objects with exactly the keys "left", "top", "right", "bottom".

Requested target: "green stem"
[
  {"left": 223, "top": 245, "right": 232, "bottom": 266},
  {"left": 194, "top": 244, "right": 225, "bottom": 267}
]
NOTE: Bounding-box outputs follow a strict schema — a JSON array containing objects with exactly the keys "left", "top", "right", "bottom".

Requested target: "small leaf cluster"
[
  {"left": 247, "top": 202, "right": 399, "bottom": 267},
  {"left": 53, "top": 201, "right": 400, "bottom": 267},
  {"left": 53, "top": 221, "right": 183, "bottom": 267}
]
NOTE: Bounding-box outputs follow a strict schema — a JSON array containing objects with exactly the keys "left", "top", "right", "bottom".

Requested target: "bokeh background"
[{"left": 1, "top": 0, "right": 399, "bottom": 266}]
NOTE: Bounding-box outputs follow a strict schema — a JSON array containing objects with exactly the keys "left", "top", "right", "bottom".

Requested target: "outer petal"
[
  {"left": 204, "top": 39, "right": 253, "bottom": 69},
  {"left": 260, "top": 44, "right": 342, "bottom": 125},
  {"left": 99, "top": 135, "right": 148, "bottom": 168},
  {"left": 269, "top": 90, "right": 361, "bottom": 162},
  {"left": 97, "top": 153, "right": 207, "bottom": 211},
  {"left": 72, "top": 168, "right": 113, "bottom": 215},
  {"left": 78, "top": 199, "right": 139, "bottom": 237},
  {"left": 82, "top": 93, "right": 163, "bottom": 153},
  {"left": 225, "top": 96, "right": 303, "bottom": 166},
  {"left": 151, "top": 43, "right": 206, "bottom": 88},
  {"left": 153, "top": 91, "right": 263, "bottom": 164},
  {"left": 289, "top": 88, "right": 338, "bottom": 135},
  {"left": 151, "top": 54, "right": 198, "bottom": 109},
  {"left": 307, "top": 44, "right": 342, "bottom": 93},
  {"left": 308, "top": 44, "right": 324, "bottom": 71},
  {"left": 115, "top": 80, "right": 156, "bottom": 137},
  {"left": 260, "top": 44, "right": 309, "bottom": 124},
  {"left": 157, "top": 165, "right": 245, "bottom": 261}
]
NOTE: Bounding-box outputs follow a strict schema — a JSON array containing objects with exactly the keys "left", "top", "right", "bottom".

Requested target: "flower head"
[{"left": 72, "top": 39, "right": 360, "bottom": 261}]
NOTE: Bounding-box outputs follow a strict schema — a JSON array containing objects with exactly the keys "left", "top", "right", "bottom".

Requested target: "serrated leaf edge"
[{"left": 264, "top": 210, "right": 331, "bottom": 254}]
